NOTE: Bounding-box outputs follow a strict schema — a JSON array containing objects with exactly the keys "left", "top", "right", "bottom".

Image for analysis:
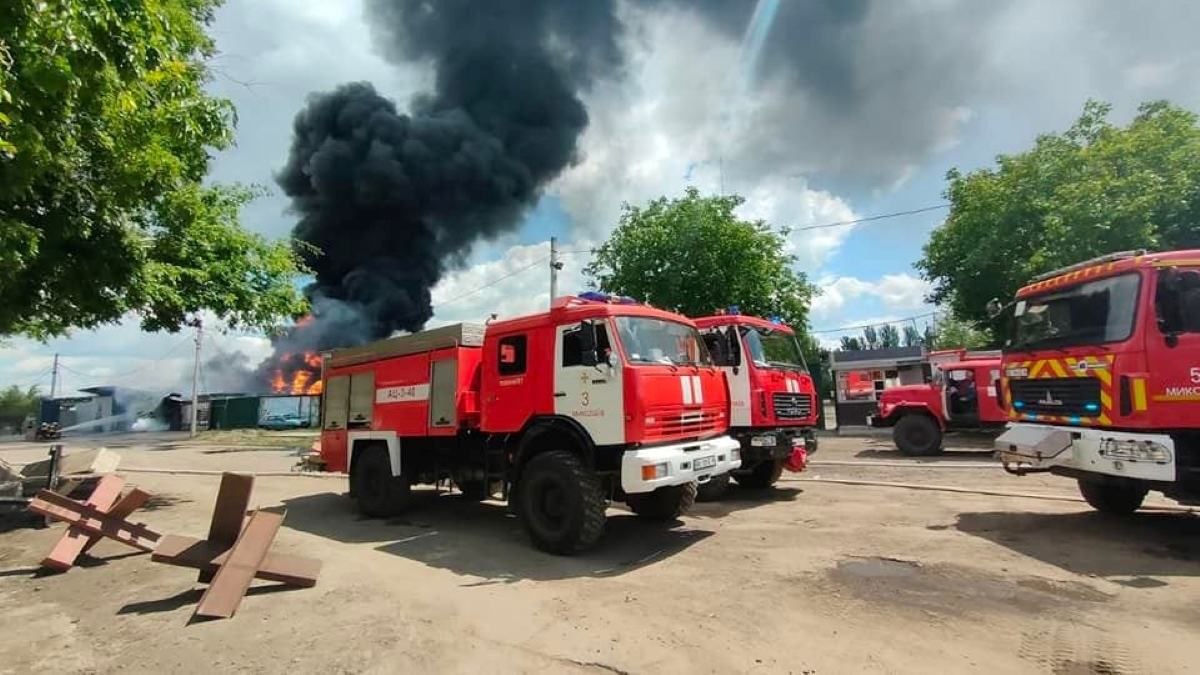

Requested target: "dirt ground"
[{"left": 1, "top": 432, "right": 1197, "bottom": 674}]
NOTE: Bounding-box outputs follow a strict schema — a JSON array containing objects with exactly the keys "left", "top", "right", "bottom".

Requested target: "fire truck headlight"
[
  {"left": 641, "top": 463, "right": 670, "bottom": 481},
  {"left": 1099, "top": 439, "right": 1172, "bottom": 463}
]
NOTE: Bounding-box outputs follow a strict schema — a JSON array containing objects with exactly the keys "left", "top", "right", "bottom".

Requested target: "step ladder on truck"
[
  {"left": 994, "top": 250, "right": 1200, "bottom": 512},
  {"left": 315, "top": 293, "right": 743, "bottom": 553}
]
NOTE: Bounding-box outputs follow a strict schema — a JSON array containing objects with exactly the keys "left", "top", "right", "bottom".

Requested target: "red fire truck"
[
  {"left": 316, "top": 293, "right": 742, "bottom": 553},
  {"left": 694, "top": 312, "right": 818, "bottom": 499},
  {"left": 995, "top": 250, "right": 1200, "bottom": 512},
  {"left": 867, "top": 353, "right": 1006, "bottom": 456}
]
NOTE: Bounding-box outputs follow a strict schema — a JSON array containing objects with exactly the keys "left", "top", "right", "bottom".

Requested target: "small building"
[{"left": 830, "top": 346, "right": 930, "bottom": 428}]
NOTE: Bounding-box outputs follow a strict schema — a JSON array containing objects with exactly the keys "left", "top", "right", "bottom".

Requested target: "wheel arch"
[
  {"left": 513, "top": 416, "right": 595, "bottom": 479},
  {"left": 888, "top": 405, "right": 945, "bottom": 430},
  {"left": 347, "top": 431, "right": 401, "bottom": 478}
]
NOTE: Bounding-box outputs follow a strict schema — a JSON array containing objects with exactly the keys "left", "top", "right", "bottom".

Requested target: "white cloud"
[
  {"left": 810, "top": 273, "right": 931, "bottom": 319},
  {"left": 553, "top": 5, "right": 860, "bottom": 274},
  {"left": 429, "top": 240, "right": 597, "bottom": 327}
]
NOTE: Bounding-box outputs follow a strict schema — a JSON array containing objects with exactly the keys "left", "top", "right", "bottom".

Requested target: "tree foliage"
[
  {"left": 585, "top": 187, "right": 819, "bottom": 354},
  {"left": 929, "top": 312, "right": 991, "bottom": 350},
  {"left": 0, "top": 0, "right": 307, "bottom": 339},
  {"left": 0, "top": 384, "right": 39, "bottom": 432},
  {"left": 919, "top": 100, "right": 1200, "bottom": 331}
]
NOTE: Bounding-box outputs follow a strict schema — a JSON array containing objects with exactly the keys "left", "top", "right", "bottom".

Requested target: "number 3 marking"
[{"left": 580, "top": 391, "right": 590, "bottom": 407}]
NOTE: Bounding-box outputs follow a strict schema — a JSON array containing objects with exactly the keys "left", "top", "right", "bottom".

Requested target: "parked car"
[{"left": 260, "top": 414, "right": 307, "bottom": 430}]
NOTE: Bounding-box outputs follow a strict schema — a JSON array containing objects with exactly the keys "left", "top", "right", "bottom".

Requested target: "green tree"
[
  {"left": 930, "top": 312, "right": 991, "bottom": 350},
  {"left": 585, "top": 187, "right": 819, "bottom": 351},
  {"left": 878, "top": 324, "right": 900, "bottom": 348},
  {"left": 0, "top": 384, "right": 39, "bottom": 432},
  {"left": 0, "top": 1, "right": 307, "bottom": 339},
  {"left": 839, "top": 335, "right": 862, "bottom": 351},
  {"left": 861, "top": 325, "right": 879, "bottom": 350},
  {"left": 902, "top": 324, "right": 922, "bottom": 347},
  {"left": 918, "top": 100, "right": 1200, "bottom": 334}
]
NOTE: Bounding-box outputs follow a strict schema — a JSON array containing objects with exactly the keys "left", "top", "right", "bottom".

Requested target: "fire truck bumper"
[
  {"left": 995, "top": 423, "right": 1176, "bottom": 483},
  {"left": 620, "top": 435, "right": 743, "bottom": 494}
]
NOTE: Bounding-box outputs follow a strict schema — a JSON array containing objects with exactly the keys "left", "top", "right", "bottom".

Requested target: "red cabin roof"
[
  {"left": 485, "top": 295, "right": 701, "bottom": 334},
  {"left": 1017, "top": 249, "right": 1200, "bottom": 298},
  {"left": 692, "top": 314, "right": 795, "bottom": 334}
]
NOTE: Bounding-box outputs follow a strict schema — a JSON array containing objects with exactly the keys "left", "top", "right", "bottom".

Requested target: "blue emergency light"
[
  {"left": 727, "top": 305, "right": 740, "bottom": 315},
  {"left": 1084, "top": 402, "right": 1100, "bottom": 413},
  {"left": 578, "top": 291, "right": 638, "bottom": 305}
]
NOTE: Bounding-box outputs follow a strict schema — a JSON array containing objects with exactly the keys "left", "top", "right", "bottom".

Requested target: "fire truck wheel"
[
  {"left": 732, "top": 459, "right": 784, "bottom": 489},
  {"left": 516, "top": 451, "right": 606, "bottom": 554},
  {"left": 893, "top": 414, "right": 943, "bottom": 456},
  {"left": 627, "top": 482, "right": 698, "bottom": 520},
  {"left": 1078, "top": 478, "right": 1148, "bottom": 515},
  {"left": 696, "top": 473, "right": 731, "bottom": 501},
  {"left": 351, "top": 446, "right": 412, "bottom": 517}
]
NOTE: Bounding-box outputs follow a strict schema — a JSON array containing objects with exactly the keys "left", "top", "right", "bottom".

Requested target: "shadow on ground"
[
  {"left": 956, "top": 510, "right": 1200, "bottom": 581},
  {"left": 118, "top": 584, "right": 301, "bottom": 616},
  {"left": 688, "top": 485, "right": 804, "bottom": 519},
  {"left": 280, "top": 490, "right": 713, "bottom": 582},
  {"left": 854, "top": 445, "right": 996, "bottom": 463}
]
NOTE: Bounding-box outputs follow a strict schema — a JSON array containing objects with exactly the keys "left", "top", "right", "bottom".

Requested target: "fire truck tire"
[
  {"left": 351, "top": 446, "right": 412, "bottom": 517},
  {"left": 893, "top": 414, "right": 943, "bottom": 456},
  {"left": 696, "top": 473, "right": 731, "bottom": 501},
  {"left": 516, "top": 451, "right": 606, "bottom": 555},
  {"left": 1078, "top": 478, "right": 1148, "bottom": 515},
  {"left": 627, "top": 482, "right": 698, "bottom": 520},
  {"left": 732, "top": 459, "right": 784, "bottom": 489}
]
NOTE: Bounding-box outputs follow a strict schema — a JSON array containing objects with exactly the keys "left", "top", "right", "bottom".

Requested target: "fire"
[{"left": 270, "top": 350, "right": 324, "bottom": 395}]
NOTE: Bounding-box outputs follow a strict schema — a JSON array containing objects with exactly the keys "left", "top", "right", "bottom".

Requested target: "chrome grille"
[{"left": 772, "top": 392, "right": 813, "bottom": 419}]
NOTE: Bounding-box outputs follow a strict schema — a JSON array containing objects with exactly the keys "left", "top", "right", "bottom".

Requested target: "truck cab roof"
[
  {"left": 486, "top": 295, "right": 701, "bottom": 334},
  {"left": 692, "top": 314, "right": 795, "bottom": 334},
  {"left": 1018, "top": 249, "right": 1200, "bottom": 298}
]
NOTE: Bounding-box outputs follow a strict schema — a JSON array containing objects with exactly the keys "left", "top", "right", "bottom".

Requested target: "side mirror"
[
  {"left": 1166, "top": 333, "right": 1179, "bottom": 349},
  {"left": 985, "top": 298, "right": 1003, "bottom": 319},
  {"left": 578, "top": 321, "right": 599, "bottom": 367}
]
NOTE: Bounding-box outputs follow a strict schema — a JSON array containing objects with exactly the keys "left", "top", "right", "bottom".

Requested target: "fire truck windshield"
[
  {"left": 615, "top": 317, "right": 712, "bottom": 366},
  {"left": 740, "top": 327, "right": 807, "bottom": 371},
  {"left": 1010, "top": 272, "right": 1140, "bottom": 351}
]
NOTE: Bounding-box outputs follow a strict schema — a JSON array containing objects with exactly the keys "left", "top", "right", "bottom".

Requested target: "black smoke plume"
[{"left": 271, "top": 0, "right": 622, "bottom": 370}]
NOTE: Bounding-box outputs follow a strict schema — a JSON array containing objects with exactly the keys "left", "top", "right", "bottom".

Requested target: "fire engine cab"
[
  {"left": 317, "top": 293, "right": 741, "bottom": 553},
  {"left": 694, "top": 311, "right": 818, "bottom": 499},
  {"left": 995, "top": 250, "right": 1200, "bottom": 512},
  {"left": 867, "top": 351, "right": 1007, "bottom": 456}
]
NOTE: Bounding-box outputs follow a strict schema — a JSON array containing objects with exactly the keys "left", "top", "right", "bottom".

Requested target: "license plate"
[
  {"left": 693, "top": 455, "right": 717, "bottom": 471},
  {"left": 750, "top": 435, "right": 776, "bottom": 447}
]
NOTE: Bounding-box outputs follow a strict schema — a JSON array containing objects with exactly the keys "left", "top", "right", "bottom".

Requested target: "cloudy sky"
[{"left": 4, "top": 0, "right": 1200, "bottom": 396}]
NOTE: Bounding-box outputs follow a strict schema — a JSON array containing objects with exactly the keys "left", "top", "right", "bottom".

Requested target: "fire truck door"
[
  {"left": 1148, "top": 266, "right": 1200, "bottom": 427},
  {"left": 555, "top": 321, "right": 624, "bottom": 445}
]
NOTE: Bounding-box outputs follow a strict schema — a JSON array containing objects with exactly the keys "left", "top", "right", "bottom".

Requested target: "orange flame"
[{"left": 270, "top": 349, "right": 324, "bottom": 395}]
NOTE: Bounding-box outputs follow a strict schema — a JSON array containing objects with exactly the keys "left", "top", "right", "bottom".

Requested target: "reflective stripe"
[
  {"left": 1133, "top": 378, "right": 1147, "bottom": 411},
  {"left": 681, "top": 377, "right": 693, "bottom": 405},
  {"left": 691, "top": 375, "right": 703, "bottom": 404}
]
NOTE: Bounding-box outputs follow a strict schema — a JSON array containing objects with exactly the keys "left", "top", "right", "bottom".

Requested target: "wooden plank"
[
  {"left": 194, "top": 511, "right": 285, "bottom": 619},
  {"left": 152, "top": 535, "right": 320, "bottom": 587},
  {"left": 81, "top": 488, "right": 151, "bottom": 555},
  {"left": 200, "top": 473, "right": 254, "bottom": 583},
  {"left": 40, "top": 476, "right": 125, "bottom": 570},
  {"left": 28, "top": 491, "right": 160, "bottom": 551}
]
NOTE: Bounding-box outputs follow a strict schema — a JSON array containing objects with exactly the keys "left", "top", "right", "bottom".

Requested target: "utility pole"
[
  {"left": 549, "top": 236, "right": 563, "bottom": 307},
  {"left": 50, "top": 353, "right": 59, "bottom": 397},
  {"left": 189, "top": 318, "right": 203, "bottom": 438}
]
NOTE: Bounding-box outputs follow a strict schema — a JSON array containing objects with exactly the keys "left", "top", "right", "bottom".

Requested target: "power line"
[
  {"left": 811, "top": 311, "right": 939, "bottom": 334},
  {"left": 436, "top": 256, "right": 549, "bottom": 307},
  {"left": 56, "top": 333, "right": 196, "bottom": 385},
  {"left": 794, "top": 204, "right": 950, "bottom": 232}
]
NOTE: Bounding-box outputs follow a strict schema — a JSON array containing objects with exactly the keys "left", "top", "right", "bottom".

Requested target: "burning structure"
[{"left": 258, "top": 0, "right": 624, "bottom": 391}]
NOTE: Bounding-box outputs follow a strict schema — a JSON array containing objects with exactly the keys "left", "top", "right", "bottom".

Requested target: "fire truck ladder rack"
[{"left": 327, "top": 323, "right": 486, "bottom": 368}]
